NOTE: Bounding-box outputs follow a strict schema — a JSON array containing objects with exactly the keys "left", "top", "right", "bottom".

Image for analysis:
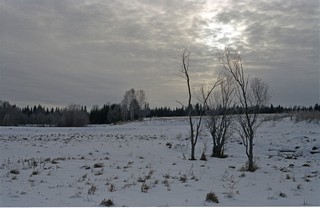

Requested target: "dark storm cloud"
[{"left": 0, "top": 0, "right": 319, "bottom": 108}]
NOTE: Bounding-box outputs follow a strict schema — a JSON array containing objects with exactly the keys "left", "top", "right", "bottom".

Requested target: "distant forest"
[{"left": 1, "top": 99, "right": 319, "bottom": 127}]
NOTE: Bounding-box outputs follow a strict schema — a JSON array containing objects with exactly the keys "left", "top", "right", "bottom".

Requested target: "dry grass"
[
  {"left": 239, "top": 161, "right": 259, "bottom": 172},
  {"left": 293, "top": 111, "right": 320, "bottom": 123},
  {"left": 93, "top": 162, "right": 104, "bottom": 168}
]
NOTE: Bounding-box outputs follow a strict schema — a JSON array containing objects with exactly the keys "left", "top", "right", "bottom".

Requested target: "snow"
[{"left": 0, "top": 115, "right": 319, "bottom": 206}]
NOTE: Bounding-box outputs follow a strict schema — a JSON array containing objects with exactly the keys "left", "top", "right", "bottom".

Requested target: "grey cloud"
[{"left": 0, "top": 0, "right": 319, "bottom": 108}]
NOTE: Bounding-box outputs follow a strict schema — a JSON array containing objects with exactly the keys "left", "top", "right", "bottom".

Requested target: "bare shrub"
[
  {"left": 222, "top": 173, "right": 239, "bottom": 198},
  {"left": 206, "top": 72, "right": 235, "bottom": 158}
]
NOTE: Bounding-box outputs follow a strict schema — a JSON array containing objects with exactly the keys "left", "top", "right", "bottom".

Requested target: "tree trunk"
[
  {"left": 211, "top": 132, "right": 225, "bottom": 158},
  {"left": 212, "top": 143, "right": 217, "bottom": 157},
  {"left": 212, "top": 143, "right": 224, "bottom": 158},
  {"left": 190, "top": 142, "right": 196, "bottom": 160},
  {"left": 217, "top": 143, "right": 224, "bottom": 157},
  {"left": 248, "top": 137, "right": 254, "bottom": 171},
  {"left": 211, "top": 132, "right": 217, "bottom": 157}
]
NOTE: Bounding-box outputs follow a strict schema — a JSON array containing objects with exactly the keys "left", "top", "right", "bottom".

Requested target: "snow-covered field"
[{"left": 0, "top": 115, "right": 319, "bottom": 206}]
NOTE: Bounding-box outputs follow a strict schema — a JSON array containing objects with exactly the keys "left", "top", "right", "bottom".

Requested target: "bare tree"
[
  {"left": 136, "top": 89, "right": 147, "bottom": 120},
  {"left": 121, "top": 88, "right": 148, "bottom": 121},
  {"left": 218, "top": 46, "right": 270, "bottom": 171},
  {"left": 129, "top": 98, "right": 140, "bottom": 120},
  {"left": 0, "top": 101, "right": 24, "bottom": 126},
  {"left": 58, "top": 104, "right": 89, "bottom": 127},
  {"left": 121, "top": 89, "right": 136, "bottom": 121},
  {"left": 179, "top": 49, "right": 220, "bottom": 160},
  {"left": 206, "top": 72, "right": 235, "bottom": 158},
  {"left": 121, "top": 97, "right": 129, "bottom": 121}
]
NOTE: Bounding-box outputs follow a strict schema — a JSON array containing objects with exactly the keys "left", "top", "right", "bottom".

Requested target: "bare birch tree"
[
  {"left": 218, "top": 46, "right": 270, "bottom": 171},
  {"left": 179, "top": 49, "right": 221, "bottom": 160},
  {"left": 136, "top": 89, "right": 147, "bottom": 120},
  {"left": 121, "top": 89, "right": 147, "bottom": 121}
]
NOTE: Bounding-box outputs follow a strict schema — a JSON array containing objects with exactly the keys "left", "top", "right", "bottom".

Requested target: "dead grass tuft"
[
  {"left": 10, "top": 169, "right": 20, "bottom": 174},
  {"left": 93, "top": 163, "right": 104, "bottom": 168}
]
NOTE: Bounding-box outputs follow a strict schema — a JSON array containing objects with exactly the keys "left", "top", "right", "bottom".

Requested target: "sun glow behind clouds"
[{"left": 197, "top": 6, "right": 246, "bottom": 49}]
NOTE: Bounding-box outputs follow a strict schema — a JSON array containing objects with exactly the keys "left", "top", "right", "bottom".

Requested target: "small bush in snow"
[
  {"left": 31, "top": 170, "right": 40, "bottom": 176},
  {"left": 279, "top": 192, "right": 287, "bottom": 198},
  {"left": 205, "top": 192, "right": 219, "bottom": 203},
  {"left": 285, "top": 174, "right": 291, "bottom": 180},
  {"left": 108, "top": 184, "right": 116, "bottom": 192},
  {"left": 88, "top": 184, "right": 97, "bottom": 195},
  {"left": 302, "top": 163, "right": 311, "bottom": 167},
  {"left": 179, "top": 174, "right": 187, "bottom": 183},
  {"left": 93, "top": 162, "right": 104, "bottom": 168},
  {"left": 297, "top": 184, "right": 302, "bottom": 190},
  {"left": 100, "top": 198, "right": 114, "bottom": 207},
  {"left": 141, "top": 183, "right": 149, "bottom": 193},
  {"left": 163, "top": 173, "right": 170, "bottom": 179},
  {"left": 10, "top": 169, "right": 20, "bottom": 175}
]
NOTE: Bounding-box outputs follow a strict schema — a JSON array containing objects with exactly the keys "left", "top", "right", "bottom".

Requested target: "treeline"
[
  {"left": 1, "top": 99, "right": 319, "bottom": 127},
  {"left": 149, "top": 103, "right": 320, "bottom": 117},
  {"left": 0, "top": 101, "right": 89, "bottom": 127}
]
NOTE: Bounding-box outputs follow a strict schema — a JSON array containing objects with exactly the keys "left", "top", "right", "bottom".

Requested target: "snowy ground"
[{"left": 0, "top": 115, "right": 319, "bottom": 206}]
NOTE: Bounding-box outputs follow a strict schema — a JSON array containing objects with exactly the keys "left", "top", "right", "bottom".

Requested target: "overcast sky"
[{"left": 1, "top": 0, "right": 319, "bottom": 109}]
